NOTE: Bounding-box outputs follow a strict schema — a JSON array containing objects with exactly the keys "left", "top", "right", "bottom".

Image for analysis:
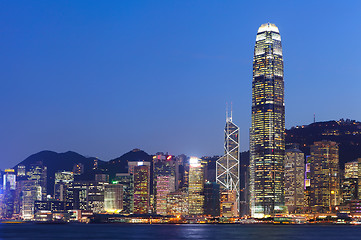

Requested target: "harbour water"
[{"left": 1, "top": 224, "right": 361, "bottom": 240}]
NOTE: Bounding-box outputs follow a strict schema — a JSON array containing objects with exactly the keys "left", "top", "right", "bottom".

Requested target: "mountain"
[
  {"left": 106, "top": 148, "right": 153, "bottom": 179},
  {"left": 14, "top": 150, "right": 103, "bottom": 196},
  {"left": 286, "top": 119, "right": 361, "bottom": 169}
]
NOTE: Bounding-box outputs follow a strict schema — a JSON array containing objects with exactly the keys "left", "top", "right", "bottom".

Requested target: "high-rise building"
[
  {"left": 309, "top": 141, "right": 340, "bottom": 211},
  {"left": 20, "top": 180, "right": 42, "bottom": 220},
  {"left": 345, "top": 161, "right": 359, "bottom": 179},
  {"left": 156, "top": 175, "right": 175, "bottom": 215},
  {"left": 1, "top": 169, "right": 16, "bottom": 218},
  {"left": 54, "top": 171, "right": 74, "bottom": 201},
  {"left": 220, "top": 190, "right": 238, "bottom": 217},
  {"left": 153, "top": 153, "right": 178, "bottom": 213},
  {"left": 216, "top": 110, "right": 240, "bottom": 214},
  {"left": 342, "top": 159, "right": 359, "bottom": 203},
  {"left": 104, "top": 184, "right": 123, "bottom": 213},
  {"left": 284, "top": 146, "right": 305, "bottom": 213},
  {"left": 250, "top": 23, "right": 285, "bottom": 218},
  {"left": 188, "top": 157, "right": 204, "bottom": 215},
  {"left": 133, "top": 163, "right": 150, "bottom": 214},
  {"left": 203, "top": 181, "right": 220, "bottom": 217},
  {"left": 166, "top": 191, "right": 188, "bottom": 216},
  {"left": 66, "top": 181, "right": 105, "bottom": 213},
  {"left": 113, "top": 173, "right": 134, "bottom": 214},
  {"left": 27, "top": 162, "right": 47, "bottom": 200}
]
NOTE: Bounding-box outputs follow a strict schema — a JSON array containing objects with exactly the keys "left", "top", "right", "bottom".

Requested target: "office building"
[
  {"left": 203, "top": 181, "right": 220, "bottom": 217},
  {"left": 188, "top": 157, "right": 204, "bottom": 215},
  {"left": 133, "top": 163, "right": 150, "bottom": 214},
  {"left": 113, "top": 173, "right": 134, "bottom": 214},
  {"left": 309, "top": 141, "right": 340, "bottom": 211},
  {"left": 156, "top": 175, "right": 175, "bottom": 215},
  {"left": 216, "top": 110, "right": 240, "bottom": 214},
  {"left": 104, "top": 184, "right": 123, "bottom": 213},
  {"left": 250, "top": 23, "right": 285, "bottom": 217},
  {"left": 284, "top": 146, "right": 305, "bottom": 212},
  {"left": 166, "top": 191, "right": 188, "bottom": 216}
]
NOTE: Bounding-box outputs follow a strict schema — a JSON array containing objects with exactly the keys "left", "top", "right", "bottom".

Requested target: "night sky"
[{"left": 1, "top": 1, "right": 361, "bottom": 169}]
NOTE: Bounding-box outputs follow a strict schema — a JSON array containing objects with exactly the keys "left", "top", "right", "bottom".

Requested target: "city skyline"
[{"left": 1, "top": 1, "right": 361, "bottom": 170}]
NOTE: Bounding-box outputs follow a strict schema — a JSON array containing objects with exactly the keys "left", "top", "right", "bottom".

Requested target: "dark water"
[{"left": 1, "top": 224, "right": 361, "bottom": 240}]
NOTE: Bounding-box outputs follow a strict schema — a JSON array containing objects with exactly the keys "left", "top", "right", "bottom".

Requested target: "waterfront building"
[
  {"left": 250, "top": 23, "right": 285, "bottom": 218},
  {"left": 1, "top": 169, "right": 16, "bottom": 218},
  {"left": 20, "top": 180, "right": 42, "bottom": 220},
  {"left": 166, "top": 191, "right": 188, "bottom": 216},
  {"left": 188, "top": 157, "right": 204, "bottom": 215},
  {"left": 156, "top": 175, "right": 175, "bottom": 215},
  {"left": 113, "top": 173, "right": 134, "bottom": 214},
  {"left": 216, "top": 110, "right": 240, "bottom": 214},
  {"left": 203, "top": 181, "right": 220, "bottom": 216},
  {"left": 309, "top": 141, "right": 340, "bottom": 211},
  {"left": 284, "top": 146, "right": 305, "bottom": 213},
  {"left": 66, "top": 181, "right": 105, "bottom": 213},
  {"left": 104, "top": 184, "right": 123, "bottom": 213},
  {"left": 220, "top": 190, "right": 238, "bottom": 217},
  {"left": 133, "top": 163, "right": 150, "bottom": 214}
]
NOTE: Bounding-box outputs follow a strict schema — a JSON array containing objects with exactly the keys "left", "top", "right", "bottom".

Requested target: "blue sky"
[{"left": 1, "top": 1, "right": 361, "bottom": 169}]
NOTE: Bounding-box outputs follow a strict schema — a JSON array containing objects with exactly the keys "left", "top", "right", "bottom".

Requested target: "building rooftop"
[{"left": 257, "top": 23, "right": 279, "bottom": 33}]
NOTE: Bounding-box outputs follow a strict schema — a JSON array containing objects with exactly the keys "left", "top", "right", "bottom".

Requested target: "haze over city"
[{"left": 1, "top": 1, "right": 361, "bottom": 170}]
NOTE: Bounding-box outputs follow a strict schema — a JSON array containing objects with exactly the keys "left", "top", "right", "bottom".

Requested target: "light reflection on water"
[{"left": 0, "top": 224, "right": 361, "bottom": 240}]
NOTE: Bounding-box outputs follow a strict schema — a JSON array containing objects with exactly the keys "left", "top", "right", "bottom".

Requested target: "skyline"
[{"left": 1, "top": 1, "right": 361, "bottom": 170}]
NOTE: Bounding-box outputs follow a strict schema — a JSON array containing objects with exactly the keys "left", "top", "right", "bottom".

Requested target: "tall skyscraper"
[
  {"left": 309, "top": 141, "right": 340, "bottom": 211},
  {"left": 188, "top": 157, "right": 204, "bottom": 215},
  {"left": 156, "top": 175, "right": 175, "bottom": 215},
  {"left": 216, "top": 110, "right": 240, "bottom": 214},
  {"left": 133, "top": 163, "right": 150, "bottom": 214},
  {"left": 250, "top": 23, "right": 285, "bottom": 217}
]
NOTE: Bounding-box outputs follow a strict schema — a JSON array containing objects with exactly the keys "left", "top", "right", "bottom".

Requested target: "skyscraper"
[
  {"left": 284, "top": 146, "right": 305, "bottom": 213},
  {"left": 188, "top": 157, "right": 204, "bottom": 215},
  {"left": 216, "top": 110, "right": 240, "bottom": 214},
  {"left": 250, "top": 23, "right": 285, "bottom": 217},
  {"left": 309, "top": 141, "right": 340, "bottom": 211},
  {"left": 133, "top": 163, "right": 150, "bottom": 214}
]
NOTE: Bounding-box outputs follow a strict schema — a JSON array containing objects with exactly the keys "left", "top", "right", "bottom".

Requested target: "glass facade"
[
  {"left": 250, "top": 23, "right": 285, "bottom": 217},
  {"left": 216, "top": 115, "right": 240, "bottom": 214}
]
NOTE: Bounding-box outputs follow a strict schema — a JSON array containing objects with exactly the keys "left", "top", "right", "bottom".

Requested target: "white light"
[
  {"left": 257, "top": 23, "right": 279, "bottom": 33},
  {"left": 189, "top": 157, "right": 201, "bottom": 167},
  {"left": 137, "top": 162, "right": 144, "bottom": 166}
]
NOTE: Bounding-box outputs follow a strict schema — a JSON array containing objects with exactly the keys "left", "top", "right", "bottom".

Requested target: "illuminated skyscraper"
[
  {"left": 133, "top": 163, "right": 150, "bottom": 214},
  {"left": 188, "top": 157, "right": 204, "bottom": 215},
  {"left": 156, "top": 175, "right": 175, "bottom": 215},
  {"left": 309, "top": 141, "right": 340, "bottom": 211},
  {"left": 250, "top": 23, "right": 285, "bottom": 217},
  {"left": 284, "top": 146, "right": 305, "bottom": 213},
  {"left": 216, "top": 110, "right": 240, "bottom": 214}
]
